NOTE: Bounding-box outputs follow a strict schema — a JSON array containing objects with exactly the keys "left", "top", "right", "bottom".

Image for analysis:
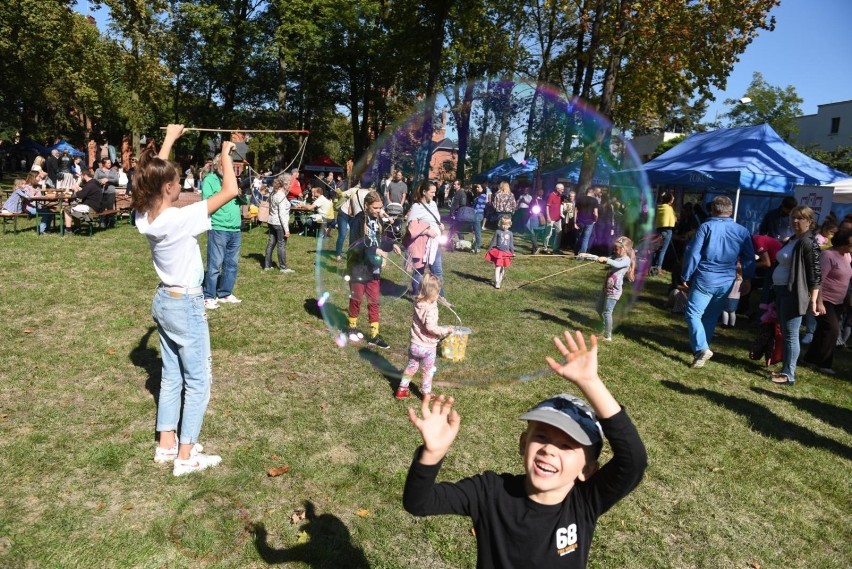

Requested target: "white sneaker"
[
  {"left": 218, "top": 295, "right": 242, "bottom": 304},
  {"left": 204, "top": 298, "right": 219, "bottom": 310},
  {"left": 173, "top": 452, "right": 222, "bottom": 476},
  {"left": 280, "top": 268, "right": 295, "bottom": 274},
  {"left": 154, "top": 442, "right": 203, "bottom": 463}
]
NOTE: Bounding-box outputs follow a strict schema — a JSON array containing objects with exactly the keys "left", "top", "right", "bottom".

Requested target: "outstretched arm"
[
  {"left": 206, "top": 142, "right": 239, "bottom": 215},
  {"left": 158, "top": 124, "right": 185, "bottom": 160},
  {"left": 545, "top": 331, "right": 621, "bottom": 420},
  {"left": 408, "top": 395, "right": 461, "bottom": 465}
]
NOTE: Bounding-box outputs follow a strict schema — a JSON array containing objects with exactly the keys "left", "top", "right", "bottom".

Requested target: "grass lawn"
[{"left": 0, "top": 215, "right": 849, "bottom": 568}]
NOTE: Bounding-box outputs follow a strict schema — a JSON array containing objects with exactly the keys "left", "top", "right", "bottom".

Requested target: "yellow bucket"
[{"left": 440, "top": 327, "right": 471, "bottom": 362}]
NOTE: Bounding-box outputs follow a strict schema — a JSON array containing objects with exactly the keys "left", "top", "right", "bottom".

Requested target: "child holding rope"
[
  {"left": 345, "top": 190, "right": 400, "bottom": 350},
  {"left": 395, "top": 273, "right": 454, "bottom": 400},
  {"left": 134, "top": 125, "right": 238, "bottom": 476},
  {"left": 595, "top": 236, "right": 635, "bottom": 341},
  {"left": 484, "top": 214, "right": 515, "bottom": 289}
]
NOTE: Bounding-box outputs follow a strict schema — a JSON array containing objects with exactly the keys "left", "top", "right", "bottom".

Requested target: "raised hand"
[
  {"left": 544, "top": 330, "right": 600, "bottom": 387},
  {"left": 164, "top": 124, "right": 185, "bottom": 140},
  {"left": 407, "top": 394, "right": 461, "bottom": 465},
  {"left": 221, "top": 141, "right": 236, "bottom": 156}
]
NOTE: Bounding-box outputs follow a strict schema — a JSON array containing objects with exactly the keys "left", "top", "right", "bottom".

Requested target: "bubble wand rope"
[{"left": 512, "top": 259, "right": 599, "bottom": 291}]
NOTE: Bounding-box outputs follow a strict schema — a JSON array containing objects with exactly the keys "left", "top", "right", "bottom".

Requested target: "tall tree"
[{"left": 724, "top": 71, "right": 803, "bottom": 141}]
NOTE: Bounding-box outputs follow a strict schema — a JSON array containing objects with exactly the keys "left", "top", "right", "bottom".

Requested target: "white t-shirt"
[
  {"left": 517, "top": 194, "right": 532, "bottom": 209},
  {"left": 312, "top": 195, "right": 333, "bottom": 220},
  {"left": 136, "top": 200, "right": 211, "bottom": 287}
]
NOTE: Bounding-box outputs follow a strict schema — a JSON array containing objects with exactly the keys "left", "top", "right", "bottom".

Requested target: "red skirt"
[{"left": 485, "top": 248, "right": 513, "bottom": 267}]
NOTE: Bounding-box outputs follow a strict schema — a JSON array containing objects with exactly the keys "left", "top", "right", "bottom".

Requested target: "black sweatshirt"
[{"left": 403, "top": 409, "right": 647, "bottom": 569}]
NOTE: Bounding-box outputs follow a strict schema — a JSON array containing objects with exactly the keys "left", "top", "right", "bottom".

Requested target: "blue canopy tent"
[
  {"left": 471, "top": 157, "right": 519, "bottom": 182},
  {"left": 15, "top": 138, "right": 50, "bottom": 154},
  {"left": 500, "top": 157, "right": 539, "bottom": 181},
  {"left": 620, "top": 124, "right": 848, "bottom": 230},
  {"left": 48, "top": 140, "right": 86, "bottom": 158},
  {"left": 540, "top": 155, "right": 616, "bottom": 187}
]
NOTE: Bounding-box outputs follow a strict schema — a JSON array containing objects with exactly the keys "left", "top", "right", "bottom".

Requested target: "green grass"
[{"left": 0, "top": 218, "right": 850, "bottom": 568}]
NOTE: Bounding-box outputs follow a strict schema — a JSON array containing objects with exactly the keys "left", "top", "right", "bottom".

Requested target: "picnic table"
[{"left": 22, "top": 193, "right": 73, "bottom": 235}]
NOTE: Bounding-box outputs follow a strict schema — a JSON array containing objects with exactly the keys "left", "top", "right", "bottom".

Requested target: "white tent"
[{"left": 824, "top": 177, "right": 852, "bottom": 203}]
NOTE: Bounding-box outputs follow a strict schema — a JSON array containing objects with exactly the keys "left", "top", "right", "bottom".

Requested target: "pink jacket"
[{"left": 410, "top": 300, "right": 450, "bottom": 348}]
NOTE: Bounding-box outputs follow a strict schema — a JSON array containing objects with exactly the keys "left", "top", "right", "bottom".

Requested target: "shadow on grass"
[
  {"left": 130, "top": 326, "right": 161, "bottom": 404},
  {"left": 358, "top": 347, "right": 403, "bottom": 396},
  {"left": 450, "top": 269, "right": 491, "bottom": 285},
  {"left": 522, "top": 308, "right": 572, "bottom": 328},
  {"left": 751, "top": 387, "right": 852, "bottom": 435},
  {"left": 244, "top": 252, "right": 266, "bottom": 269},
  {"left": 253, "top": 501, "right": 369, "bottom": 567},
  {"left": 661, "top": 380, "right": 852, "bottom": 460}
]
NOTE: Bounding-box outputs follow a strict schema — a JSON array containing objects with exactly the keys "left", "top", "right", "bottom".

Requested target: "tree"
[
  {"left": 724, "top": 72, "right": 803, "bottom": 141},
  {"left": 798, "top": 145, "right": 852, "bottom": 176}
]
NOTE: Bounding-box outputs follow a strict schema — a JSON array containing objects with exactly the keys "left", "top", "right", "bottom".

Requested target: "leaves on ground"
[
  {"left": 267, "top": 465, "right": 290, "bottom": 477},
  {"left": 355, "top": 509, "right": 370, "bottom": 518}
]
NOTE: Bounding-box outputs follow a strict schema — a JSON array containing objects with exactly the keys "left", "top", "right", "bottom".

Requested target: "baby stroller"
[{"left": 383, "top": 202, "right": 405, "bottom": 243}]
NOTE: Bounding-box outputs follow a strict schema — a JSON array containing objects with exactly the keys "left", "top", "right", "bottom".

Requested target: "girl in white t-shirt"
[{"left": 133, "top": 125, "right": 238, "bottom": 477}]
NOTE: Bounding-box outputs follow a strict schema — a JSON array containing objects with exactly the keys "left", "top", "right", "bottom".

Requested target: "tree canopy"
[{"left": 1, "top": 0, "right": 782, "bottom": 177}]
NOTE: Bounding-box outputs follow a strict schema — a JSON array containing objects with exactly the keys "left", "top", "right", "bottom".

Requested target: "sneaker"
[
  {"left": 495, "top": 283, "right": 501, "bottom": 289},
  {"left": 394, "top": 387, "right": 411, "bottom": 400},
  {"left": 438, "top": 297, "right": 453, "bottom": 308},
  {"left": 690, "top": 349, "right": 714, "bottom": 368},
  {"left": 279, "top": 268, "right": 295, "bottom": 274},
  {"left": 173, "top": 452, "right": 222, "bottom": 476},
  {"left": 335, "top": 255, "right": 343, "bottom": 262},
  {"left": 367, "top": 334, "right": 390, "bottom": 349},
  {"left": 218, "top": 295, "right": 242, "bottom": 304},
  {"left": 204, "top": 298, "right": 219, "bottom": 310},
  {"left": 602, "top": 336, "right": 613, "bottom": 342},
  {"left": 154, "top": 442, "right": 204, "bottom": 463},
  {"left": 800, "top": 333, "right": 813, "bottom": 344},
  {"left": 262, "top": 267, "right": 272, "bottom": 272},
  {"left": 343, "top": 327, "right": 364, "bottom": 343},
  {"left": 818, "top": 367, "right": 836, "bottom": 375}
]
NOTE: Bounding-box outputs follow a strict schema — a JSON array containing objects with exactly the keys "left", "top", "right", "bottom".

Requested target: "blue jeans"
[
  {"left": 596, "top": 296, "right": 618, "bottom": 338},
  {"left": 653, "top": 228, "right": 673, "bottom": 268},
  {"left": 411, "top": 246, "right": 445, "bottom": 297},
  {"left": 204, "top": 229, "right": 241, "bottom": 299},
  {"left": 473, "top": 213, "right": 484, "bottom": 251},
  {"left": 776, "top": 288, "right": 803, "bottom": 382},
  {"left": 26, "top": 205, "right": 54, "bottom": 234},
  {"left": 335, "top": 211, "right": 350, "bottom": 257},
  {"left": 151, "top": 289, "right": 211, "bottom": 444},
  {"left": 684, "top": 281, "right": 732, "bottom": 353},
  {"left": 576, "top": 222, "right": 595, "bottom": 254}
]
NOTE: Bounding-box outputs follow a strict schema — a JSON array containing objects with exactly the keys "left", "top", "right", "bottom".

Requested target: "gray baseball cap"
[{"left": 520, "top": 394, "right": 604, "bottom": 451}]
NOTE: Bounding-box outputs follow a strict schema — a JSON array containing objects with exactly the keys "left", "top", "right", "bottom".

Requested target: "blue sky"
[{"left": 702, "top": 0, "right": 852, "bottom": 121}]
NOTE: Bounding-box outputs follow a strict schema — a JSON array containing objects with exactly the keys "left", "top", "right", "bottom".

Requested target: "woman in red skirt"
[{"left": 484, "top": 215, "right": 515, "bottom": 289}]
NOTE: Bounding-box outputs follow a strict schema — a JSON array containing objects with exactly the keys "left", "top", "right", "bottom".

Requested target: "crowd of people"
[{"left": 5, "top": 126, "right": 848, "bottom": 567}]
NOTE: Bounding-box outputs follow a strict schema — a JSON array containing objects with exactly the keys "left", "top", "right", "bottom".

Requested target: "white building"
[
  {"left": 627, "top": 132, "right": 684, "bottom": 163},
  {"left": 794, "top": 99, "right": 852, "bottom": 152}
]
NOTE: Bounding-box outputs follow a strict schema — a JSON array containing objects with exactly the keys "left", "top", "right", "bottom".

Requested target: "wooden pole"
[{"left": 159, "top": 127, "right": 310, "bottom": 134}]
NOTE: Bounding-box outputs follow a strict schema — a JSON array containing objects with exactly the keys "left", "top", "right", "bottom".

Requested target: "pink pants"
[{"left": 402, "top": 343, "right": 437, "bottom": 391}]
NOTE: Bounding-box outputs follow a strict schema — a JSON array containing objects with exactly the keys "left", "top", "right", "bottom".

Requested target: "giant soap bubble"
[{"left": 315, "top": 79, "right": 653, "bottom": 390}]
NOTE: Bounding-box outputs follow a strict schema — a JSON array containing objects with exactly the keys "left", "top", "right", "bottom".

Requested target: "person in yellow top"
[{"left": 651, "top": 192, "right": 676, "bottom": 276}]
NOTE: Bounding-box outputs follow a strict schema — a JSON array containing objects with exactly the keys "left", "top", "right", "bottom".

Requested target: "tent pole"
[{"left": 733, "top": 187, "right": 741, "bottom": 222}]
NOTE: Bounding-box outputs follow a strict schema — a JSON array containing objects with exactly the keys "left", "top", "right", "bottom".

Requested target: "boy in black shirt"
[{"left": 403, "top": 331, "right": 647, "bottom": 568}]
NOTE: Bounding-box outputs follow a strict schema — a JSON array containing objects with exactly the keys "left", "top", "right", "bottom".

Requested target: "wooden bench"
[
  {"left": 0, "top": 212, "right": 31, "bottom": 234},
  {"left": 73, "top": 209, "right": 118, "bottom": 236}
]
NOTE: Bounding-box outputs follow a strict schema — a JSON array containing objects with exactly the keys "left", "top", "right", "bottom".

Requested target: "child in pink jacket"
[{"left": 396, "top": 273, "right": 453, "bottom": 400}]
